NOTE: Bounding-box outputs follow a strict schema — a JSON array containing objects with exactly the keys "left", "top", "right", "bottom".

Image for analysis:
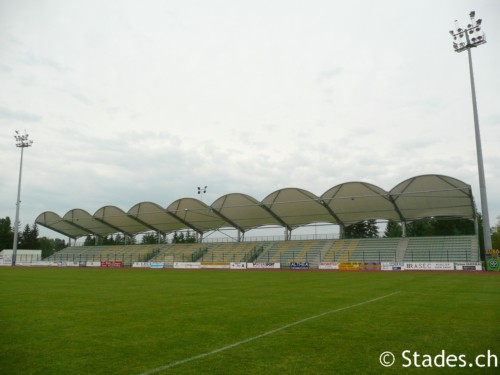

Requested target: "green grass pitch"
[{"left": 0, "top": 268, "right": 498, "bottom": 374}]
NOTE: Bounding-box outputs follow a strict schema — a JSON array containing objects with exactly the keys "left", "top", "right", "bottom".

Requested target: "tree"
[
  {"left": 344, "top": 220, "right": 379, "bottom": 239},
  {"left": 405, "top": 217, "right": 475, "bottom": 237},
  {"left": 172, "top": 231, "right": 197, "bottom": 243},
  {"left": 38, "top": 237, "right": 67, "bottom": 258},
  {"left": 38, "top": 237, "right": 55, "bottom": 258},
  {"left": 0, "top": 216, "right": 14, "bottom": 250},
  {"left": 54, "top": 238, "right": 66, "bottom": 251},
  {"left": 406, "top": 218, "right": 433, "bottom": 237},
  {"left": 384, "top": 220, "right": 402, "bottom": 238},
  {"left": 19, "top": 223, "right": 39, "bottom": 249},
  {"left": 491, "top": 216, "right": 500, "bottom": 250},
  {"left": 84, "top": 235, "right": 95, "bottom": 246},
  {"left": 114, "top": 234, "right": 124, "bottom": 245}
]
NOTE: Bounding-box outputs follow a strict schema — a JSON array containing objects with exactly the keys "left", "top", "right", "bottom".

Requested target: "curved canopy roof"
[{"left": 36, "top": 174, "right": 475, "bottom": 239}]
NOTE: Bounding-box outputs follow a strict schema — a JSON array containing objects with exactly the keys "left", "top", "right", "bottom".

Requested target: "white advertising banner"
[
  {"left": 86, "top": 261, "right": 102, "bottom": 267},
  {"left": 403, "top": 262, "right": 454, "bottom": 271},
  {"left": 201, "top": 263, "right": 231, "bottom": 269},
  {"left": 454, "top": 262, "right": 482, "bottom": 271},
  {"left": 247, "top": 262, "right": 281, "bottom": 269},
  {"left": 230, "top": 262, "right": 247, "bottom": 269},
  {"left": 22, "top": 261, "right": 51, "bottom": 267},
  {"left": 62, "top": 261, "right": 80, "bottom": 267},
  {"left": 132, "top": 262, "right": 151, "bottom": 268},
  {"left": 381, "top": 262, "right": 405, "bottom": 271},
  {"left": 174, "top": 262, "right": 201, "bottom": 269},
  {"left": 319, "top": 262, "right": 340, "bottom": 270}
]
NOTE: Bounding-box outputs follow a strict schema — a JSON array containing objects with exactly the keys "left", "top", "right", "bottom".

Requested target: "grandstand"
[
  {"left": 403, "top": 235, "right": 478, "bottom": 262},
  {"left": 34, "top": 174, "right": 483, "bottom": 267},
  {"left": 45, "top": 244, "right": 165, "bottom": 266},
  {"left": 42, "top": 235, "right": 479, "bottom": 268},
  {"left": 150, "top": 243, "right": 213, "bottom": 263}
]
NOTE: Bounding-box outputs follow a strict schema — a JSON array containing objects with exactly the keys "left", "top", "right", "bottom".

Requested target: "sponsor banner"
[
  {"left": 174, "top": 262, "right": 201, "bottom": 269},
  {"left": 63, "top": 261, "right": 80, "bottom": 267},
  {"left": 30, "top": 261, "right": 52, "bottom": 267},
  {"left": 101, "top": 261, "right": 123, "bottom": 268},
  {"left": 319, "top": 262, "right": 340, "bottom": 270},
  {"left": 86, "top": 261, "right": 102, "bottom": 267},
  {"left": 230, "top": 262, "right": 247, "bottom": 269},
  {"left": 454, "top": 262, "right": 482, "bottom": 271},
  {"left": 14, "top": 261, "right": 32, "bottom": 266},
  {"left": 381, "top": 262, "right": 405, "bottom": 271},
  {"left": 339, "top": 262, "right": 363, "bottom": 271},
  {"left": 13, "top": 261, "right": 50, "bottom": 267},
  {"left": 404, "top": 262, "right": 454, "bottom": 271},
  {"left": 290, "top": 262, "right": 309, "bottom": 270},
  {"left": 132, "top": 262, "right": 151, "bottom": 268},
  {"left": 247, "top": 262, "right": 281, "bottom": 269},
  {"left": 201, "top": 262, "right": 231, "bottom": 269},
  {"left": 150, "top": 262, "right": 165, "bottom": 269},
  {"left": 79, "top": 261, "right": 87, "bottom": 267},
  {"left": 485, "top": 250, "right": 500, "bottom": 271},
  {"left": 363, "top": 262, "right": 381, "bottom": 271}
]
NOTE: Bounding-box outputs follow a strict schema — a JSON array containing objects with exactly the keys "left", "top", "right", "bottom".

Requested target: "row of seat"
[{"left": 44, "top": 236, "right": 479, "bottom": 266}]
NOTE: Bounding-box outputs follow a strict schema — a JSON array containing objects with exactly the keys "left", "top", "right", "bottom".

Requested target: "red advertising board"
[{"left": 101, "top": 261, "right": 123, "bottom": 268}]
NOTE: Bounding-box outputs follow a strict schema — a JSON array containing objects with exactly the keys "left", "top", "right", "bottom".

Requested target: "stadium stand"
[
  {"left": 320, "top": 239, "right": 361, "bottom": 262},
  {"left": 255, "top": 240, "right": 325, "bottom": 266},
  {"left": 43, "top": 235, "right": 479, "bottom": 267},
  {"left": 200, "top": 242, "right": 262, "bottom": 263},
  {"left": 347, "top": 238, "right": 400, "bottom": 262},
  {"left": 403, "top": 236, "right": 477, "bottom": 262},
  {"left": 150, "top": 243, "right": 215, "bottom": 263}
]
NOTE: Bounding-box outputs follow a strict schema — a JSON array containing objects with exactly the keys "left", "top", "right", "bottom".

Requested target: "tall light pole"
[
  {"left": 197, "top": 186, "right": 207, "bottom": 202},
  {"left": 12, "top": 130, "right": 33, "bottom": 266},
  {"left": 449, "top": 11, "right": 492, "bottom": 251}
]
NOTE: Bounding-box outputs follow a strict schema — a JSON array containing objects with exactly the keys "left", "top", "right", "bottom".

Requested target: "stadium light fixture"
[
  {"left": 12, "top": 130, "right": 34, "bottom": 266},
  {"left": 197, "top": 186, "right": 207, "bottom": 202},
  {"left": 449, "top": 11, "right": 492, "bottom": 251}
]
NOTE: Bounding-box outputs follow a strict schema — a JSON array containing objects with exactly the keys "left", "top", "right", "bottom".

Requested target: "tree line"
[
  {"left": 81, "top": 230, "right": 197, "bottom": 246},
  {"left": 0, "top": 217, "right": 66, "bottom": 258}
]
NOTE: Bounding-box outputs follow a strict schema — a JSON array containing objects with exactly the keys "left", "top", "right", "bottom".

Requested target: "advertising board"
[
  {"left": 230, "top": 262, "right": 247, "bottom": 269},
  {"left": 318, "top": 262, "right": 340, "bottom": 270},
  {"left": 173, "top": 262, "right": 201, "bottom": 269},
  {"left": 403, "top": 262, "right": 454, "bottom": 271},
  {"left": 247, "top": 262, "right": 280, "bottom": 269},
  {"left": 290, "top": 262, "right": 309, "bottom": 269},
  {"left": 454, "top": 262, "right": 482, "bottom": 271},
  {"left": 149, "top": 262, "right": 165, "bottom": 269},
  {"left": 201, "top": 262, "right": 231, "bottom": 269},
  {"left": 381, "top": 262, "right": 405, "bottom": 271},
  {"left": 485, "top": 249, "right": 500, "bottom": 271}
]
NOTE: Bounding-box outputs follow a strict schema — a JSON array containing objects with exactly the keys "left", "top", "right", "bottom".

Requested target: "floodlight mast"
[
  {"left": 449, "top": 11, "right": 492, "bottom": 251},
  {"left": 197, "top": 186, "right": 207, "bottom": 202},
  {"left": 12, "top": 131, "right": 33, "bottom": 266}
]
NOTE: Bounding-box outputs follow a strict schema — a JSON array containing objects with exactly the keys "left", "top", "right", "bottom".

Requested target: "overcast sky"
[{"left": 1, "top": 0, "right": 499, "bottom": 240}]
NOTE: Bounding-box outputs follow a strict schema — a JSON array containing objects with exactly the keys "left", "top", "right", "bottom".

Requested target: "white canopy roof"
[{"left": 36, "top": 174, "right": 475, "bottom": 239}]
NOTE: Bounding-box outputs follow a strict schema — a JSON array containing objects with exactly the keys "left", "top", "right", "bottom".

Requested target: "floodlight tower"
[
  {"left": 197, "top": 186, "right": 207, "bottom": 202},
  {"left": 449, "top": 11, "right": 492, "bottom": 251},
  {"left": 12, "top": 131, "right": 33, "bottom": 266}
]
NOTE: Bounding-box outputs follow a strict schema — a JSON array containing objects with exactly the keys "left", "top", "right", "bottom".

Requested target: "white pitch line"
[{"left": 139, "top": 290, "right": 401, "bottom": 375}]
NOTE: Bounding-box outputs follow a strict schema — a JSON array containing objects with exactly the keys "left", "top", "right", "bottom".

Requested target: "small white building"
[{"left": 0, "top": 249, "right": 42, "bottom": 265}]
